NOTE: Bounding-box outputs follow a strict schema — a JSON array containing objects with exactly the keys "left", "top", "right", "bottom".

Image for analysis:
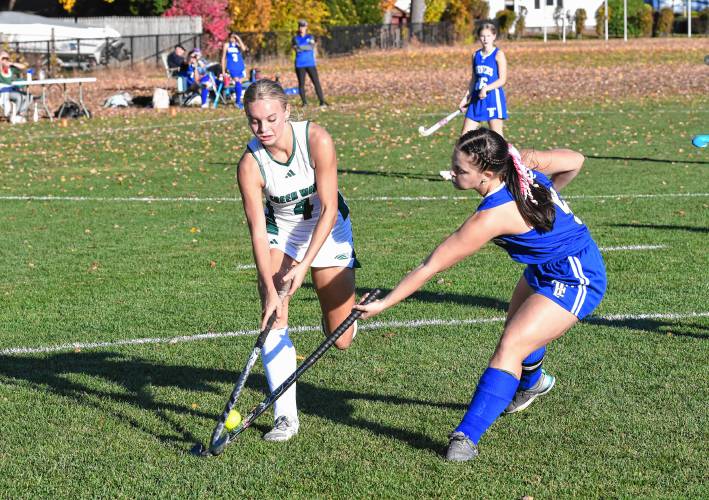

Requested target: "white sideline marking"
[
  {"left": 0, "top": 117, "right": 239, "bottom": 142},
  {"left": 599, "top": 244, "right": 667, "bottom": 252},
  {"left": 235, "top": 263, "right": 256, "bottom": 270},
  {"left": 1, "top": 192, "right": 708, "bottom": 204},
  {"left": 420, "top": 108, "right": 709, "bottom": 117},
  {"left": 1, "top": 311, "right": 706, "bottom": 356}
]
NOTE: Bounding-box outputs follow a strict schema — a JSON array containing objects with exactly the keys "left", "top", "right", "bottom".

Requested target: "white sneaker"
[
  {"left": 439, "top": 170, "right": 452, "bottom": 180},
  {"left": 201, "top": 103, "right": 209, "bottom": 109},
  {"left": 263, "top": 415, "right": 299, "bottom": 442}
]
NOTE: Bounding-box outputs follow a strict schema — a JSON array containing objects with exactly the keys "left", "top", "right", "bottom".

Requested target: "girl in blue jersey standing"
[
  {"left": 459, "top": 21, "right": 508, "bottom": 137},
  {"left": 292, "top": 20, "right": 328, "bottom": 106},
  {"left": 356, "top": 128, "right": 606, "bottom": 462},
  {"left": 221, "top": 32, "right": 248, "bottom": 109}
]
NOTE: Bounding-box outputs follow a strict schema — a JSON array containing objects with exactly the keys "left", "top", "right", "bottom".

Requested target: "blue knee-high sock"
[
  {"left": 519, "top": 346, "right": 546, "bottom": 390},
  {"left": 455, "top": 368, "right": 519, "bottom": 444},
  {"left": 234, "top": 81, "right": 243, "bottom": 104},
  {"left": 200, "top": 87, "right": 209, "bottom": 105}
]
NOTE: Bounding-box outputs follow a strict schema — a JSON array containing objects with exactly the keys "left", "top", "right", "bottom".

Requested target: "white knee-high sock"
[{"left": 262, "top": 326, "right": 297, "bottom": 421}]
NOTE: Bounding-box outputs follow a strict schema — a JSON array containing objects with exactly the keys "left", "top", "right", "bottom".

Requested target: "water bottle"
[
  {"left": 26, "top": 68, "right": 33, "bottom": 81},
  {"left": 39, "top": 69, "right": 46, "bottom": 80},
  {"left": 32, "top": 103, "right": 39, "bottom": 123}
]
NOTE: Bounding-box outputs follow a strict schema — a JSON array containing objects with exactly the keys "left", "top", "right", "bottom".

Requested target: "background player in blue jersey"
[
  {"left": 186, "top": 48, "right": 214, "bottom": 108},
  {"left": 459, "top": 21, "right": 508, "bottom": 137},
  {"left": 221, "top": 32, "right": 248, "bottom": 108},
  {"left": 292, "top": 19, "right": 328, "bottom": 106},
  {"left": 356, "top": 128, "right": 606, "bottom": 462}
]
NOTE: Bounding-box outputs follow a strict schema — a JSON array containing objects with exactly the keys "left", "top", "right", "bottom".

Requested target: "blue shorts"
[
  {"left": 226, "top": 65, "right": 245, "bottom": 79},
  {"left": 523, "top": 242, "right": 607, "bottom": 319},
  {"left": 465, "top": 88, "right": 508, "bottom": 122}
]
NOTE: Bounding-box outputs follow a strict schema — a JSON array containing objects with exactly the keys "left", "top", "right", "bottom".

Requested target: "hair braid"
[{"left": 455, "top": 128, "right": 556, "bottom": 232}]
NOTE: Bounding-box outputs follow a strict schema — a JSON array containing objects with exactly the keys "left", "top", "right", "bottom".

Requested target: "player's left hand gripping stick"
[{"left": 195, "top": 289, "right": 381, "bottom": 457}]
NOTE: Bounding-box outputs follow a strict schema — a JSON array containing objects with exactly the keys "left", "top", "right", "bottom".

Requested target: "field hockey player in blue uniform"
[
  {"left": 221, "top": 32, "right": 248, "bottom": 108},
  {"left": 356, "top": 128, "right": 607, "bottom": 462},
  {"left": 459, "top": 21, "right": 508, "bottom": 137}
]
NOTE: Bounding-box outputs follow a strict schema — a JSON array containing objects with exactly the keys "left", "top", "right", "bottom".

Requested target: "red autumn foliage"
[{"left": 164, "top": 0, "right": 231, "bottom": 54}]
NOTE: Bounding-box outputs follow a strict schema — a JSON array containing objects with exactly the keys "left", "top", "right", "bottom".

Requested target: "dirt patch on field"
[{"left": 27, "top": 38, "right": 709, "bottom": 117}]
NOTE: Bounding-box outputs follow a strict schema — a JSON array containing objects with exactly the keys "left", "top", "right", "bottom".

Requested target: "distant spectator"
[
  {"left": 221, "top": 32, "right": 248, "bottom": 109},
  {"left": 291, "top": 20, "right": 328, "bottom": 106},
  {"left": 0, "top": 50, "right": 30, "bottom": 117},
  {"left": 186, "top": 49, "right": 213, "bottom": 108},
  {"left": 166, "top": 44, "right": 187, "bottom": 76}
]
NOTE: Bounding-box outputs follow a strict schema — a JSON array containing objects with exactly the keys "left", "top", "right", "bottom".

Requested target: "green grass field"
[{"left": 0, "top": 77, "right": 707, "bottom": 496}]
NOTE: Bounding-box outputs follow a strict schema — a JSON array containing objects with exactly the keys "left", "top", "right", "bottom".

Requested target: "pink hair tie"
[{"left": 508, "top": 144, "right": 537, "bottom": 205}]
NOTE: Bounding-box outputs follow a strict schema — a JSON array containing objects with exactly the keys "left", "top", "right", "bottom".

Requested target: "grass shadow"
[
  {"left": 587, "top": 154, "right": 709, "bottom": 166},
  {"left": 0, "top": 351, "right": 464, "bottom": 456},
  {"left": 338, "top": 168, "right": 443, "bottom": 182},
  {"left": 301, "top": 283, "right": 510, "bottom": 311},
  {"left": 587, "top": 316, "right": 708, "bottom": 339},
  {"left": 608, "top": 223, "right": 709, "bottom": 234}
]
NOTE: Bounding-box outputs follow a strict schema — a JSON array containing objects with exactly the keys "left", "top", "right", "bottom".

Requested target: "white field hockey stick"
[{"left": 418, "top": 109, "right": 462, "bottom": 137}]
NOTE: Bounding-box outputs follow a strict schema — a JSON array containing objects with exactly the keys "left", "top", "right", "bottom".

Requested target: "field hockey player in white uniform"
[{"left": 237, "top": 79, "right": 358, "bottom": 442}]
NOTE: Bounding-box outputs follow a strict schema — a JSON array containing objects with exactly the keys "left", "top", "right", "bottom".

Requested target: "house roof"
[
  {"left": 0, "top": 12, "right": 97, "bottom": 28},
  {"left": 395, "top": 0, "right": 410, "bottom": 14}
]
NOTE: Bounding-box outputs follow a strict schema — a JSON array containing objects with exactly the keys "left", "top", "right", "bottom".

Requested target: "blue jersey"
[
  {"left": 472, "top": 48, "right": 500, "bottom": 92},
  {"left": 293, "top": 34, "right": 316, "bottom": 68},
  {"left": 466, "top": 47, "right": 507, "bottom": 121},
  {"left": 476, "top": 171, "right": 593, "bottom": 265},
  {"left": 225, "top": 42, "right": 245, "bottom": 75}
]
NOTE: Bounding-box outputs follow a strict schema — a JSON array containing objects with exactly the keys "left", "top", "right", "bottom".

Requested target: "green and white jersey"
[
  {"left": 247, "top": 120, "right": 319, "bottom": 228},
  {"left": 246, "top": 120, "right": 357, "bottom": 268}
]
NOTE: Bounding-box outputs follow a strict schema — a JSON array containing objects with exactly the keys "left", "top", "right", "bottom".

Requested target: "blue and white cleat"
[
  {"left": 504, "top": 369, "right": 556, "bottom": 414},
  {"left": 445, "top": 432, "right": 479, "bottom": 462}
]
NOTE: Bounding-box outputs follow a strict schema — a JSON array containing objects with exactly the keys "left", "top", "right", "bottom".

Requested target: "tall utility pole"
[
  {"left": 410, "top": 0, "right": 425, "bottom": 40},
  {"left": 688, "top": 0, "right": 692, "bottom": 38}
]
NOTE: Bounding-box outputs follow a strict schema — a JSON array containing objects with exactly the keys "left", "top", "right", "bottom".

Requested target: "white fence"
[
  {"left": 61, "top": 16, "right": 203, "bottom": 64},
  {"left": 64, "top": 16, "right": 202, "bottom": 36}
]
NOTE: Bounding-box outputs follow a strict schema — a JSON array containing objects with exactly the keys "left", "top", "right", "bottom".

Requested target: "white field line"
[
  {"left": 420, "top": 108, "right": 709, "bottom": 117},
  {"left": 0, "top": 117, "right": 239, "bottom": 142},
  {"left": 1, "top": 107, "right": 706, "bottom": 142},
  {"left": 2, "top": 311, "right": 707, "bottom": 356},
  {"left": 598, "top": 244, "right": 667, "bottom": 252},
  {"left": 235, "top": 263, "right": 256, "bottom": 269},
  {"left": 1, "top": 192, "right": 708, "bottom": 204}
]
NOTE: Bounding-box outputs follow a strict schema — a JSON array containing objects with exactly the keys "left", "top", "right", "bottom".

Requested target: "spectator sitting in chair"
[
  {"left": 0, "top": 50, "right": 30, "bottom": 121},
  {"left": 166, "top": 44, "right": 188, "bottom": 77},
  {"left": 186, "top": 49, "right": 214, "bottom": 108}
]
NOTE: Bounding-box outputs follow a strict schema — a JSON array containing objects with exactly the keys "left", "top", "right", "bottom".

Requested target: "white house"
[{"left": 487, "top": 1, "right": 606, "bottom": 32}]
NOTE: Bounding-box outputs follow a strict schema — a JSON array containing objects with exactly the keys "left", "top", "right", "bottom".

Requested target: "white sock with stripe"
[{"left": 262, "top": 326, "right": 297, "bottom": 422}]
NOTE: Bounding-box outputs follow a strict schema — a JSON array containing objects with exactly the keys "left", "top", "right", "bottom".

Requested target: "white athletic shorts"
[{"left": 268, "top": 211, "right": 358, "bottom": 268}]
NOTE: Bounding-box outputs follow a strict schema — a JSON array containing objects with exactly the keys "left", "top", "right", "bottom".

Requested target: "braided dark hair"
[{"left": 455, "top": 129, "right": 556, "bottom": 233}]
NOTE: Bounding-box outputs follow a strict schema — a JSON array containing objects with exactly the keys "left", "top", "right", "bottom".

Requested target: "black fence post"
[
  {"left": 130, "top": 35, "right": 134, "bottom": 67},
  {"left": 156, "top": 34, "right": 160, "bottom": 66},
  {"left": 77, "top": 38, "right": 81, "bottom": 67}
]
